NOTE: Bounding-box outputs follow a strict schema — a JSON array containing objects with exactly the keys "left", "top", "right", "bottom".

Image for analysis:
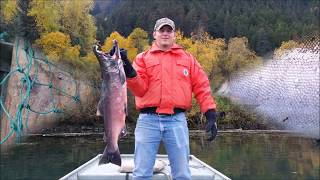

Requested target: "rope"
[{"left": 0, "top": 39, "right": 80, "bottom": 144}]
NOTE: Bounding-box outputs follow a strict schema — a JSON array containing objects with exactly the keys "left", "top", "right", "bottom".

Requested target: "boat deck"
[{"left": 60, "top": 154, "right": 230, "bottom": 180}]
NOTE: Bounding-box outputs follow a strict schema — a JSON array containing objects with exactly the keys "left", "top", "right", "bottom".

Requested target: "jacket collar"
[{"left": 149, "top": 42, "right": 182, "bottom": 53}]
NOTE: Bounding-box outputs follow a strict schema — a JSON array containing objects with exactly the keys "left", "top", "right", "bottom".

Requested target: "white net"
[{"left": 218, "top": 38, "right": 320, "bottom": 138}]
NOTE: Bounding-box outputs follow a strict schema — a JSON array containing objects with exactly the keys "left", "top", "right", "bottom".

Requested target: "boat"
[{"left": 60, "top": 154, "right": 231, "bottom": 180}]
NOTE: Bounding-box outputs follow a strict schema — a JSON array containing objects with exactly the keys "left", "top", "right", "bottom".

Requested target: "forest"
[
  {"left": 1, "top": 0, "right": 319, "bottom": 56},
  {"left": 93, "top": 0, "right": 319, "bottom": 55}
]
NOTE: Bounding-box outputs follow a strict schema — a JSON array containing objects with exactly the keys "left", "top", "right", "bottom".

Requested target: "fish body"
[{"left": 93, "top": 43, "right": 127, "bottom": 166}]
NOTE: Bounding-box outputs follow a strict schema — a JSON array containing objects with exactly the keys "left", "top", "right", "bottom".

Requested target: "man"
[{"left": 118, "top": 17, "right": 218, "bottom": 180}]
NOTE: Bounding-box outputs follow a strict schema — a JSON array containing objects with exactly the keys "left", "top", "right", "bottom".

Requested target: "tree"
[
  {"left": 188, "top": 29, "right": 225, "bottom": 78},
  {"left": 5, "top": 0, "right": 97, "bottom": 55},
  {"left": 101, "top": 31, "right": 136, "bottom": 60},
  {"left": 219, "top": 37, "right": 262, "bottom": 78},
  {"left": 92, "top": 0, "right": 319, "bottom": 56},
  {"left": 35, "top": 31, "right": 79, "bottom": 62},
  {"left": 28, "top": 0, "right": 61, "bottom": 34},
  {"left": 255, "top": 28, "right": 272, "bottom": 55},
  {"left": 0, "top": 0, "right": 18, "bottom": 23},
  {"left": 274, "top": 40, "right": 299, "bottom": 58},
  {"left": 127, "top": 28, "right": 149, "bottom": 53},
  {"left": 60, "top": 0, "right": 97, "bottom": 55},
  {"left": 176, "top": 30, "right": 193, "bottom": 50}
]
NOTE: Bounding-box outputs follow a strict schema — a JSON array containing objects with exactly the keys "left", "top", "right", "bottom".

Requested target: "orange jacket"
[{"left": 127, "top": 43, "right": 216, "bottom": 114}]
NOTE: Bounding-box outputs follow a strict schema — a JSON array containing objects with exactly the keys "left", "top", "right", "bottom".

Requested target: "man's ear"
[{"left": 153, "top": 31, "right": 156, "bottom": 39}]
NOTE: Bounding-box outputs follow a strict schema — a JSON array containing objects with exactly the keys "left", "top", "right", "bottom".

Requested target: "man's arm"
[
  {"left": 189, "top": 55, "right": 216, "bottom": 113},
  {"left": 119, "top": 49, "right": 137, "bottom": 78},
  {"left": 124, "top": 53, "right": 149, "bottom": 97},
  {"left": 189, "top": 54, "right": 218, "bottom": 141}
]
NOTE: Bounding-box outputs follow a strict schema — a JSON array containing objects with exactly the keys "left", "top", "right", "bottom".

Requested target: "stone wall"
[{"left": 1, "top": 38, "right": 96, "bottom": 145}]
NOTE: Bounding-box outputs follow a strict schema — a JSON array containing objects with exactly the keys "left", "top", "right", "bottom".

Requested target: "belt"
[{"left": 140, "top": 107, "right": 185, "bottom": 116}]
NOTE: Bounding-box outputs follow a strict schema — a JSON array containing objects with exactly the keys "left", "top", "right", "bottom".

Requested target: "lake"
[{"left": 0, "top": 132, "right": 319, "bottom": 180}]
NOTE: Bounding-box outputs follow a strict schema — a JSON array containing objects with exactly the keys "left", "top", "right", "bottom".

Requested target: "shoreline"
[{"left": 29, "top": 129, "right": 302, "bottom": 137}]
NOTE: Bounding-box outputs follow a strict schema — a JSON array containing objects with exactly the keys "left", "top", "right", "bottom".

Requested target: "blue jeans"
[{"left": 133, "top": 113, "right": 191, "bottom": 180}]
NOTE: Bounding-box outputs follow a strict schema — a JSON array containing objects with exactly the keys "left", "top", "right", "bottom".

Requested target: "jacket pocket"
[
  {"left": 145, "top": 58, "right": 161, "bottom": 80},
  {"left": 174, "top": 59, "right": 192, "bottom": 106},
  {"left": 176, "top": 59, "right": 191, "bottom": 82}
]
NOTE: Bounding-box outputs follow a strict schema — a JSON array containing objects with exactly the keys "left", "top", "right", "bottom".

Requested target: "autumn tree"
[
  {"left": 1, "top": 0, "right": 96, "bottom": 56},
  {"left": 189, "top": 31, "right": 225, "bottom": 78},
  {"left": 28, "top": 0, "right": 61, "bottom": 34},
  {"left": 127, "top": 28, "right": 149, "bottom": 53},
  {"left": 274, "top": 40, "right": 300, "bottom": 58},
  {"left": 0, "top": 0, "right": 18, "bottom": 23},
  {"left": 219, "top": 37, "right": 262, "bottom": 79},
  {"left": 60, "top": 0, "right": 97, "bottom": 55},
  {"left": 175, "top": 30, "right": 193, "bottom": 50},
  {"left": 101, "top": 31, "right": 127, "bottom": 52},
  {"left": 35, "top": 31, "right": 80, "bottom": 62},
  {"left": 102, "top": 31, "right": 138, "bottom": 61}
]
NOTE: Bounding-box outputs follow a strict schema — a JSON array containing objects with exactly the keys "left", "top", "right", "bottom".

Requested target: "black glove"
[
  {"left": 204, "top": 109, "right": 218, "bottom": 141},
  {"left": 108, "top": 46, "right": 137, "bottom": 78},
  {"left": 109, "top": 45, "right": 116, "bottom": 56},
  {"left": 119, "top": 48, "right": 137, "bottom": 78}
]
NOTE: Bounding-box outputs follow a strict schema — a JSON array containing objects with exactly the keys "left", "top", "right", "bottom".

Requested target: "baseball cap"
[{"left": 154, "top": 17, "right": 175, "bottom": 31}]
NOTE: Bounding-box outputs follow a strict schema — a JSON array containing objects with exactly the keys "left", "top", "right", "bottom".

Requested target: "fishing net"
[{"left": 218, "top": 34, "right": 320, "bottom": 138}]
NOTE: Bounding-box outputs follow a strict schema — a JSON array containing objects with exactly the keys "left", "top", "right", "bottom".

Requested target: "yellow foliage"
[
  {"left": 80, "top": 15, "right": 97, "bottom": 53},
  {"left": 82, "top": 52, "right": 98, "bottom": 64},
  {"left": 186, "top": 32, "right": 225, "bottom": 76},
  {"left": 102, "top": 31, "right": 127, "bottom": 52},
  {"left": 27, "top": 0, "right": 96, "bottom": 54},
  {"left": 28, "top": 0, "right": 61, "bottom": 34},
  {"left": 274, "top": 40, "right": 300, "bottom": 57},
  {"left": 176, "top": 30, "right": 193, "bottom": 50},
  {"left": 128, "top": 28, "right": 149, "bottom": 53},
  {"left": 63, "top": 45, "right": 80, "bottom": 61},
  {"left": 61, "top": 0, "right": 96, "bottom": 53},
  {"left": 220, "top": 37, "right": 262, "bottom": 77},
  {"left": 0, "top": 0, "right": 18, "bottom": 23},
  {"left": 102, "top": 31, "right": 137, "bottom": 61},
  {"left": 36, "top": 32, "right": 79, "bottom": 62},
  {"left": 127, "top": 47, "right": 138, "bottom": 62}
]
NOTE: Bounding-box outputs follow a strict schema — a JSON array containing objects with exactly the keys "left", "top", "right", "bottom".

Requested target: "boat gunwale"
[{"left": 59, "top": 154, "right": 231, "bottom": 180}]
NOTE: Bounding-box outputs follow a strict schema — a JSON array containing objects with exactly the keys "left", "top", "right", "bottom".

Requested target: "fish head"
[{"left": 100, "top": 54, "right": 123, "bottom": 73}]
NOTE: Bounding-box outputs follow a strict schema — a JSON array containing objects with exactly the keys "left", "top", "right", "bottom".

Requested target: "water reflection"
[
  {"left": 0, "top": 133, "right": 319, "bottom": 180},
  {"left": 192, "top": 133, "right": 320, "bottom": 180}
]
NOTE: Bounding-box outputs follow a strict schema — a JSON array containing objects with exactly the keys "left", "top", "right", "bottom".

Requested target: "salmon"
[{"left": 93, "top": 40, "right": 127, "bottom": 166}]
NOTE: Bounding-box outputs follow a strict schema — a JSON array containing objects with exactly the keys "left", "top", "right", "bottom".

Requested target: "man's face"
[{"left": 153, "top": 25, "right": 175, "bottom": 49}]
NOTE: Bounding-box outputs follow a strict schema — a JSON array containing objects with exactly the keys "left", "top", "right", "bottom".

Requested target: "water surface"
[{"left": 0, "top": 133, "right": 319, "bottom": 180}]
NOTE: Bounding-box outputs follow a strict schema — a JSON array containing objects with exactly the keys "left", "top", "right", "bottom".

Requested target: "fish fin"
[{"left": 98, "top": 148, "right": 121, "bottom": 166}]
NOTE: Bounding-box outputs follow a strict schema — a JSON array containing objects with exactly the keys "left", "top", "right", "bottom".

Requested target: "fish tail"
[{"left": 98, "top": 147, "right": 121, "bottom": 166}]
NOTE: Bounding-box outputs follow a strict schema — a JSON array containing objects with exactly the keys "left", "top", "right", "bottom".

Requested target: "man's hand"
[
  {"left": 119, "top": 48, "right": 128, "bottom": 61},
  {"left": 108, "top": 46, "right": 128, "bottom": 61},
  {"left": 109, "top": 45, "right": 116, "bottom": 56},
  {"left": 204, "top": 109, "right": 218, "bottom": 141},
  {"left": 109, "top": 47, "right": 136, "bottom": 78}
]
